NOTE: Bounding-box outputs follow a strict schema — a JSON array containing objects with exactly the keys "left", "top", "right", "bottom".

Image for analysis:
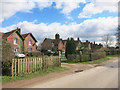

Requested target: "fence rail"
[{"left": 12, "top": 56, "right": 60, "bottom": 76}]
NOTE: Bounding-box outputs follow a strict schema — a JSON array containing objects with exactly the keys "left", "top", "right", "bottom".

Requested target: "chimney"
[
  {"left": 55, "top": 33, "right": 60, "bottom": 39},
  {"left": 86, "top": 40, "right": 88, "bottom": 42},
  {"left": 77, "top": 37, "right": 80, "bottom": 41},
  {"left": 17, "top": 27, "right": 21, "bottom": 34},
  {"left": 94, "top": 41, "right": 95, "bottom": 44}
]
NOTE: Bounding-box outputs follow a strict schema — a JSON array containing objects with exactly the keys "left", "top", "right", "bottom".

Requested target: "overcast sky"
[{"left": 0, "top": 0, "right": 119, "bottom": 46}]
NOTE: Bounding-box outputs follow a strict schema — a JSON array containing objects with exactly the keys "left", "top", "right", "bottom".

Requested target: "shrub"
[
  {"left": 91, "top": 49, "right": 106, "bottom": 61},
  {"left": 2, "top": 39, "right": 14, "bottom": 76},
  {"left": 53, "top": 51, "right": 59, "bottom": 56},
  {"left": 65, "top": 38, "right": 76, "bottom": 58},
  {"left": 67, "top": 54, "right": 79, "bottom": 62},
  {"left": 32, "top": 51, "right": 41, "bottom": 57},
  {"left": 81, "top": 54, "right": 90, "bottom": 62}
]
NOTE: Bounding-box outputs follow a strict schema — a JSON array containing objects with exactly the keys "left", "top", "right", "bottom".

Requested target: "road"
[{"left": 31, "top": 58, "right": 118, "bottom": 88}]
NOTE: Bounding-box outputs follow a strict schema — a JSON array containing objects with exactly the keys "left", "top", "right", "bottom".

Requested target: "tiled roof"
[
  {"left": 2, "top": 29, "right": 22, "bottom": 39},
  {"left": 22, "top": 33, "right": 37, "bottom": 42}
]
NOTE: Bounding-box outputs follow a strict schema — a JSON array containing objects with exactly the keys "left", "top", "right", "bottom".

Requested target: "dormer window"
[
  {"left": 29, "top": 40, "right": 32, "bottom": 45},
  {"left": 14, "top": 38, "right": 18, "bottom": 45}
]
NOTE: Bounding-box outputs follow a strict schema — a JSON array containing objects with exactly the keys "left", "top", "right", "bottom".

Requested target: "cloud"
[
  {"left": 1, "top": 17, "right": 118, "bottom": 46},
  {"left": 0, "top": 0, "right": 86, "bottom": 23},
  {"left": 1, "top": 0, "right": 35, "bottom": 22},
  {"left": 78, "top": 0, "right": 118, "bottom": 18},
  {"left": 54, "top": 0, "right": 86, "bottom": 15}
]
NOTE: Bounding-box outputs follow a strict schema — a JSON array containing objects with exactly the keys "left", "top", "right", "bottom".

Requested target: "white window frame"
[
  {"left": 14, "top": 48, "right": 19, "bottom": 52},
  {"left": 29, "top": 40, "right": 32, "bottom": 46},
  {"left": 14, "top": 38, "right": 18, "bottom": 45}
]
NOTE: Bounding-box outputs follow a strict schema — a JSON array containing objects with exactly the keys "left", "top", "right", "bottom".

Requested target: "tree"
[
  {"left": 101, "top": 34, "right": 113, "bottom": 48},
  {"left": 2, "top": 39, "right": 14, "bottom": 76},
  {"left": 65, "top": 38, "right": 76, "bottom": 58}
]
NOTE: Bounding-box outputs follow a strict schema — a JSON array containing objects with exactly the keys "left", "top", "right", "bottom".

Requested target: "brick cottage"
[
  {"left": 41, "top": 33, "right": 103, "bottom": 52},
  {"left": 1, "top": 28, "right": 37, "bottom": 53}
]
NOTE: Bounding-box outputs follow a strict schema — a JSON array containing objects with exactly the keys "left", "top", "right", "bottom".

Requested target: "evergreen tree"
[{"left": 65, "top": 38, "right": 76, "bottom": 58}]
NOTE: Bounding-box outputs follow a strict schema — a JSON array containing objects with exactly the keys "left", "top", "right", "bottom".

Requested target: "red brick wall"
[
  {"left": 24, "top": 34, "right": 37, "bottom": 52},
  {"left": 63, "top": 41, "right": 67, "bottom": 52},
  {"left": 58, "top": 40, "right": 64, "bottom": 51},
  {"left": 7, "top": 32, "right": 23, "bottom": 52}
]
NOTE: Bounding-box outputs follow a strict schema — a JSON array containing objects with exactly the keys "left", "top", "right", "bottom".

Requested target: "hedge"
[
  {"left": 2, "top": 39, "right": 14, "bottom": 76},
  {"left": 91, "top": 49, "right": 106, "bottom": 61}
]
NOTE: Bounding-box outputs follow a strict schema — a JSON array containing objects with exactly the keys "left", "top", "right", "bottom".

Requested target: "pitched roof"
[
  {"left": 2, "top": 29, "right": 23, "bottom": 40},
  {"left": 22, "top": 33, "right": 30, "bottom": 38},
  {"left": 22, "top": 33, "right": 37, "bottom": 42}
]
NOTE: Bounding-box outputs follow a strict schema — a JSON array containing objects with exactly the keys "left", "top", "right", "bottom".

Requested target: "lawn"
[
  {"left": 2, "top": 67, "right": 67, "bottom": 83},
  {"left": 61, "top": 55, "right": 67, "bottom": 63}
]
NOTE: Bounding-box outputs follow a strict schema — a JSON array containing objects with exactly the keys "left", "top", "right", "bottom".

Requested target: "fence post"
[
  {"left": 32, "top": 59, "right": 34, "bottom": 72},
  {"left": 17, "top": 59, "right": 19, "bottom": 75},
  {"left": 23, "top": 58, "right": 24, "bottom": 73},
  {"left": 28, "top": 58, "right": 29, "bottom": 73},
  {"left": 59, "top": 51, "right": 61, "bottom": 67},
  {"left": 26, "top": 59, "right": 27, "bottom": 73},
  {"left": 35, "top": 58, "right": 36, "bottom": 72},
  {"left": 15, "top": 59, "right": 16, "bottom": 76},
  {"left": 20, "top": 59, "right": 22, "bottom": 74},
  {"left": 12, "top": 59, "right": 14, "bottom": 77}
]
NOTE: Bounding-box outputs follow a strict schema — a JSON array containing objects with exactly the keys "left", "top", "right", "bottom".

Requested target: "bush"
[
  {"left": 2, "top": 39, "right": 14, "bottom": 76},
  {"left": 32, "top": 51, "right": 41, "bottom": 57},
  {"left": 81, "top": 54, "right": 90, "bottom": 62},
  {"left": 91, "top": 49, "right": 106, "bottom": 61},
  {"left": 53, "top": 51, "right": 59, "bottom": 56},
  {"left": 67, "top": 54, "right": 79, "bottom": 62},
  {"left": 65, "top": 38, "right": 76, "bottom": 58},
  {"left": 41, "top": 49, "right": 52, "bottom": 56}
]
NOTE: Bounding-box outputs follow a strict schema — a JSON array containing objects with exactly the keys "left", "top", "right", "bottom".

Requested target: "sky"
[{"left": 0, "top": 0, "right": 119, "bottom": 46}]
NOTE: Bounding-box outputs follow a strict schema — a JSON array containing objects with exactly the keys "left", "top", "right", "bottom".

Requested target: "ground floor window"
[
  {"left": 28, "top": 48, "right": 32, "bottom": 52},
  {"left": 14, "top": 48, "right": 19, "bottom": 52}
]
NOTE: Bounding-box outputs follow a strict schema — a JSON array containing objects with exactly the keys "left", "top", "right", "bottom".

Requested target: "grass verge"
[
  {"left": 81, "top": 57, "right": 110, "bottom": 64},
  {"left": 107, "top": 55, "right": 120, "bottom": 57},
  {"left": 61, "top": 56, "right": 110, "bottom": 64},
  {"left": 2, "top": 67, "right": 67, "bottom": 83}
]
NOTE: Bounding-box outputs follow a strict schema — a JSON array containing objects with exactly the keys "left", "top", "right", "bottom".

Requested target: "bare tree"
[{"left": 101, "top": 34, "right": 113, "bottom": 48}]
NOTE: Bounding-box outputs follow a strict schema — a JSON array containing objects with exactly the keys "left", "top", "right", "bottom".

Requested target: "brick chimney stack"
[{"left": 17, "top": 27, "right": 21, "bottom": 34}]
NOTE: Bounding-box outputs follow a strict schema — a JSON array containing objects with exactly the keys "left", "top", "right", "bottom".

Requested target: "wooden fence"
[{"left": 12, "top": 56, "right": 61, "bottom": 76}]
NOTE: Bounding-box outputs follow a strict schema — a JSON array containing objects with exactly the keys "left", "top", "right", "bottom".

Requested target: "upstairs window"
[
  {"left": 29, "top": 40, "right": 32, "bottom": 45},
  {"left": 14, "top": 38, "right": 18, "bottom": 45}
]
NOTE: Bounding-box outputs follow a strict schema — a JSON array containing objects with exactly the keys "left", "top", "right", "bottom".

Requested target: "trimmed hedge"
[
  {"left": 81, "top": 54, "right": 90, "bottom": 62},
  {"left": 105, "top": 49, "right": 120, "bottom": 56},
  {"left": 91, "top": 49, "right": 106, "bottom": 61}
]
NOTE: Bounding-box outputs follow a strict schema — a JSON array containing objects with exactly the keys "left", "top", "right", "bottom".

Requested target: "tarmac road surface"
[{"left": 31, "top": 58, "right": 118, "bottom": 88}]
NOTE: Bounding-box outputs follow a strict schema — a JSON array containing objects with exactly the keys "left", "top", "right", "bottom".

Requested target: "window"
[
  {"left": 51, "top": 42, "right": 54, "bottom": 47},
  {"left": 29, "top": 40, "right": 32, "bottom": 45},
  {"left": 28, "top": 48, "right": 32, "bottom": 52},
  {"left": 14, "top": 38, "right": 18, "bottom": 45},
  {"left": 14, "top": 48, "right": 19, "bottom": 52}
]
